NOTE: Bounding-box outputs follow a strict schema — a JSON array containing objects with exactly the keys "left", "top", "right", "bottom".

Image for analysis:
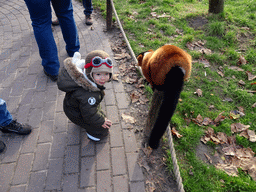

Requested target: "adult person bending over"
[{"left": 24, "top": 0, "right": 80, "bottom": 82}]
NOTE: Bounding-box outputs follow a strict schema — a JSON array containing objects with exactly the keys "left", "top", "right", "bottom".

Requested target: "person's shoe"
[
  {"left": 52, "top": 19, "right": 59, "bottom": 26},
  {"left": 0, "top": 120, "right": 32, "bottom": 135},
  {"left": 44, "top": 69, "right": 58, "bottom": 82},
  {"left": 86, "top": 133, "right": 100, "bottom": 141},
  {"left": 85, "top": 15, "right": 93, "bottom": 25},
  {"left": 0, "top": 140, "right": 6, "bottom": 154}
]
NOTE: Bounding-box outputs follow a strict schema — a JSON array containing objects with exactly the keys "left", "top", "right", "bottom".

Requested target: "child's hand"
[{"left": 102, "top": 118, "right": 112, "bottom": 129}]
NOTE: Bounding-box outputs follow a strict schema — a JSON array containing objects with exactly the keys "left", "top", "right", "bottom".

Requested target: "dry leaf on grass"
[
  {"left": 217, "top": 70, "right": 224, "bottom": 77},
  {"left": 171, "top": 127, "right": 183, "bottom": 138},
  {"left": 231, "top": 123, "right": 250, "bottom": 133},
  {"left": 112, "top": 73, "right": 119, "bottom": 81},
  {"left": 228, "top": 66, "right": 244, "bottom": 71},
  {"left": 214, "top": 111, "right": 225, "bottom": 124},
  {"left": 121, "top": 114, "right": 136, "bottom": 124},
  {"left": 247, "top": 130, "right": 256, "bottom": 142},
  {"left": 246, "top": 71, "right": 256, "bottom": 81},
  {"left": 215, "top": 164, "right": 238, "bottom": 177},
  {"left": 194, "top": 89, "right": 203, "bottom": 97},
  {"left": 238, "top": 56, "right": 247, "bottom": 65},
  {"left": 252, "top": 103, "right": 256, "bottom": 108},
  {"left": 204, "top": 153, "right": 212, "bottom": 164}
]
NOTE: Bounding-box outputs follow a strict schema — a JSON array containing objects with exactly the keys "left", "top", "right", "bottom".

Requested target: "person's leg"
[
  {"left": 52, "top": 0, "right": 80, "bottom": 57},
  {"left": 24, "top": 0, "right": 60, "bottom": 76},
  {"left": 83, "top": 0, "right": 93, "bottom": 15},
  {"left": 0, "top": 99, "right": 13, "bottom": 127}
]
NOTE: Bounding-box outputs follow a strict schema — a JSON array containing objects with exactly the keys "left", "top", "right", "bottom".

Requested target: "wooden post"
[
  {"left": 144, "top": 89, "right": 164, "bottom": 138},
  {"left": 106, "top": 0, "right": 112, "bottom": 31},
  {"left": 209, "top": 0, "right": 224, "bottom": 14}
]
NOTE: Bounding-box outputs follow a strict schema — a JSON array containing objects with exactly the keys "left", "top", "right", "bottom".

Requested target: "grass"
[{"left": 92, "top": 0, "right": 256, "bottom": 191}]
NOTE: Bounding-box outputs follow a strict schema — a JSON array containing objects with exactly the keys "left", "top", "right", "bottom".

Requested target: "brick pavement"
[{"left": 0, "top": 0, "right": 146, "bottom": 191}]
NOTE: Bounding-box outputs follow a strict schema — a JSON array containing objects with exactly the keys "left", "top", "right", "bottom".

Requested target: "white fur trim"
[
  {"left": 83, "top": 68, "right": 98, "bottom": 88},
  {"left": 179, "top": 67, "right": 186, "bottom": 75}
]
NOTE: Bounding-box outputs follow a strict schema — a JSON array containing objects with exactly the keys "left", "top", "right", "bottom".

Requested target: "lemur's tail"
[{"left": 148, "top": 66, "right": 184, "bottom": 149}]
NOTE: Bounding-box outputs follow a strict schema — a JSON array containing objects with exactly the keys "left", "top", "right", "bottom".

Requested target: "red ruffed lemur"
[{"left": 137, "top": 45, "right": 192, "bottom": 149}]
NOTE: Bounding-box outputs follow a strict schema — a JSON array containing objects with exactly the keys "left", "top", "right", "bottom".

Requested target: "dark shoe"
[
  {"left": 0, "top": 120, "right": 32, "bottom": 135},
  {"left": 52, "top": 19, "right": 59, "bottom": 26},
  {"left": 0, "top": 140, "right": 6, "bottom": 154},
  {"left": 44, "top": 69, "right": 58, "bottom": 82},
  {"left": 85, "top": 15, "right": 93, "bottom": 25}
]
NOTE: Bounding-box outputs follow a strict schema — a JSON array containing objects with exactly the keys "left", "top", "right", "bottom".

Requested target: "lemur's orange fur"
[
  {"left": 137, "top": 45, "right": 192, "bottom": 86},
  {"left": 137, "top": 45, "right": 192, "bottom": 149}
]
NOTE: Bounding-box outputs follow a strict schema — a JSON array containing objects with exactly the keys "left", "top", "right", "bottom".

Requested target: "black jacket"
[{"left": 57, "top": 57, "right": 107, "bottom": 138}]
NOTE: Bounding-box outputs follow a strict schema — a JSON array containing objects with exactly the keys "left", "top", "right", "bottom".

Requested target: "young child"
[{"left": 57, "top": 50, "right": 113, "bottom": 141}]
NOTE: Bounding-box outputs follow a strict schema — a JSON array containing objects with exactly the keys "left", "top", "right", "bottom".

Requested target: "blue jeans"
[
  {"left": 83, "top": 0, "right": 93, "bottom": 15},
  {"left": 24, "top": 0, "right": 80, "bottom": 76},
  {"left": 0, "top": 99, "right": 13, "bottom": 127}
]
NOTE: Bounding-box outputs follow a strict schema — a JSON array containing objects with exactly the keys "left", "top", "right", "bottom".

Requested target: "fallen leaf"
[
  {"left": 238, "top": 80, "right": 246, "bottom": 85},
  {"left": 217, "top": 70, "right": 224, "bottom": 77},
  {"left": 228, "top": 66, "right": 244, "bottom": 71},
  {"left": 204, "top": 153, "right": 212, "bottom": 164},
  {"left": 238, "top": 56, "right": 247, "bottom": 65},
  {"left": 130, "top": 91, "right": 140, "bottom": 103},
  {"left": 246, "top": 71, "right": 256, "bottom": 81},
  {"left": 121, "top": 114, "right": 136, "bottom": 124},
  {"left": 215, "top": 163, "right": 238, "bottom": 177},
  {"left": 199, "top": 58, "right": 210, "bottom": 68},
  {"left": 171, "top": 127, "right": 183, "bottom": 138},
  {"left": 239, "top": 130, "right": 249, "bottom": 139},
  {"left": 112, "top": 73, "right": 119, "bottom": 81},
  {"left": 195, "top": 114, "right": 204, "bottom": 124},
  {"left": 252, "top": 103, "right": 256, "bottom": 108},
  {"left": 217, "top": 132, "right": 228, "bottom": 144},
  {"left": 231, "top": 123, "right": 250, "bottom": 133},
  {"left": 194, "top": 89, "right": 203, "bottom": 97},
  {"left": 223, "top": 98, "right": 233, "bottom": 102},
  {"left": 247, "top": 130, "right": 256, "bottom": 142},
  {"left": 229, "top": 110, "right": 241, "bottom": 119},
  {"left": 251, "top": 82, "right": 256, "bottom": 85},
  {"left": 202, "top": 117, "right": 213, "bottom": 126},
  {"left": 214, "top": 111, "right": 225, "bottom": 124}
]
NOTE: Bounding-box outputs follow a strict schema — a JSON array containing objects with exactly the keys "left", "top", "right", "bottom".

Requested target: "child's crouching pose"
[{"left": 57, "top": 50, "right": 113, "bottom": 141}]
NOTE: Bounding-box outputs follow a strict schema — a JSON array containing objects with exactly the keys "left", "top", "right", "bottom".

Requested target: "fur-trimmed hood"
[{"left": 57, "top": 57, "right": 101, "bottom": 93}]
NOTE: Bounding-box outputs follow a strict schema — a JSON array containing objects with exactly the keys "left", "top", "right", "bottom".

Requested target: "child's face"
[{"left": 92, "top": 72, "right": 110, "bottom": 86}]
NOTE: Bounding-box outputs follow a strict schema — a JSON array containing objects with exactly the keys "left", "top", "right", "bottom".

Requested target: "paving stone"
[
  {"left": 66, "top": 123, "right": 80, "bottom": 146},
  {"left": 123, "top": 129, "right": 138, "bottom": 153},
  {"left": 63, "top": 174, "right": 79, "bottom": 192},
  {"left": 106, "top": 105, "right": 119, "bottom": 124},
  {"left": 54, "top": 112, "right": 68, "bottom": 133},
  {"left": 64, "top": 145, "right": 79, "bottom": 174},
  {"left": 32, "top": 91, "right": 45, "bottom": 108},
  {"left": 16, "top": 103, "right": 31, "bottom": 124},
  {"left": 27, "top": 171, "right": 47, "bottom": 192},
  {"left": 36, "top": 74, "right": 47, "bottom": 91},
  {"left": 45, "top": 85, "right": 58, "bottom": 102},
  {"left": 28, "top": 108, "right": 43, "bottom": 128},
  {"left": 127, "top": 153, "right": 144, "bottom": 182},
  {"left": 111, "top": 147, "right": 126, "bottom": 176},
  {"left": 0, "top": 163, "right": 16, "bottom": 192},
  {"left": 115, "top": 92, "right": 129, "bottom": 109},
  {"left": 0, "top": 135, "right": 23, "bottom": 163},
  {"left": 113, "top": 81, "right": 125, "bottom": 93},
  {"left": 50, "top": 132, "right": 67, "bottom": 159},
  {"left": 43, "top": 101, "right": 56, "bottom": 121},
  {"left": 96, "top": 142, "right": 110, "bottom": 171},
  {"left": 81, "top": 132, "right": 95, "bottom": 157},
  {"left": 38, "top": 120, "right": 53, "bottom": 143},
  {"left": 24, "top": 74, "right": 37, "bottom": 89},
  {"left": 9, "top": 185, "right": 26, "bottom": 192},
  {"left": 32, "top": 143, "right": 51, "bottom": 171},
  {"left": 6, "top": 96, "right": 20, "bottom": 114},
  {"left": 104, "top": 89, "right": 116, "bottom": 106},
  {"left": 10, "top": 80, "right": 24, "bottom": 96},
  {"left": 113, "top": 175, "right": 129, "bottom": 192},
  {"left": 12, "top": 153, "right": 34, "bottom": 185},
  {"left": 109, "top": 124, "right": 123, "bottom": 147},
  {"left": 20, "top": 128, "right": 39, "bottom": 153},
  {"left": 97, "top": 170, "right": 112, "bottom": 192},
  {"left": 45, "top": 159, "right": 63, "bottom": 190},
  {"left": 20, "top": 89, "right": 34, "bottom": 106},
  {"left": 80, "top": 156, "right": 96, "bottom": 188},
  {"left": 130, "top": 181, "right": 146, "bottom": 192}
]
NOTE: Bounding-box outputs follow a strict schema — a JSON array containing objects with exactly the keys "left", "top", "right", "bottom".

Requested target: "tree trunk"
[{"left": 209, "top": 0, "right": 224, "bottom": 14}]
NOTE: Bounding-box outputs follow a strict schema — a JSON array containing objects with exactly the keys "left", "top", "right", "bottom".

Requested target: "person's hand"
[{"left": 102, "top": 118, "right": 112, "bottom": 129}]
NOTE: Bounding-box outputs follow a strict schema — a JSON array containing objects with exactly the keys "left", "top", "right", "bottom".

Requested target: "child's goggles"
[{"left": 84, "top": 56, "right": 113, "bottom": 69}]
